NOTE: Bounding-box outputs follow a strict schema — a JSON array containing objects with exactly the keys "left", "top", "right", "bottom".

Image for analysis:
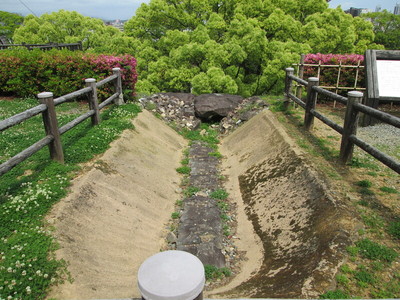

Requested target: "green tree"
[
  {"left": 0, "top": 11, "right": 24, "bottom": 41},
  {"left": 124, "top": 0, "right": 378, "bottom": 97},
  {"left": 362, "top": 10, "right": 400, "bottom": 50},
  {"left": 13, "top": 10, "right": 129, "bottom": 52}
]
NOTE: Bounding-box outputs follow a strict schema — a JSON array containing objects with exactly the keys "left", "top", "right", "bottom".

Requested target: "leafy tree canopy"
[
  {"left": 362, "top": 10, "right": 400, "bottom": 50},
  {"left": 0, "top": 11, "right": 24, "bottom": 41},
  {"left": 124, "top": 0, "right": 378, "bottom": 96},
  {"left": 13, "top": 10, "right": 130, "bottom": 52}
]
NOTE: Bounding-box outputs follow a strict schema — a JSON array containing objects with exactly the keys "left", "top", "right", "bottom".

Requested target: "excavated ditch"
[
  {"left": 47, "top": 105, "right": 354, "bottom": 299},
  {"left": 211, "top": 110, "right": 353, "bottom": 298}
]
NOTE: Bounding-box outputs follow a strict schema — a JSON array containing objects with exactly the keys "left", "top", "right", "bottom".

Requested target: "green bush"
[{"left": 0, "top": 48, "right": 137, "bottom": 99}]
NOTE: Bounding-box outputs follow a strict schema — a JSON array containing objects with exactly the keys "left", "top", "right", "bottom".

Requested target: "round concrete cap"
[
  {"left": 112, "top": 67, "right": 121, "bottom": 71},
  {"left": 308, "top": 77, "right": 319, "bottom": 82},
  {"left": 85, "top": 78, "right": 96, "bottom": 83},
  {"left": 138, "top": 250, "right": 205, "bottom": 300},
  {"left": 348, "top": 91, "right": 363, "bottom": 98},
  {"left": 37, "top": 92, "right": 53, "bottom": 98}
]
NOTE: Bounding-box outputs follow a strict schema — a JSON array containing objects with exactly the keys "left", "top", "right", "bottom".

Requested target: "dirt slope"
[
  {"left": 46, "top": 110, "right": 187, "bottom": 299},
  {"left": 208, "top": 110, "right": 353, "bottom": 298}
]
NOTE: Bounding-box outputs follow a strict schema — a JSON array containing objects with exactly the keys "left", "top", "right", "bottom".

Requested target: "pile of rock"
[
  {"left": 138, "top": 92, "right": 269, "bottom": 134},
  {"left": 138, "top": 92, "right": 200, "bottom": 130},
  {"left": 218, "top": 96, "right": 269, "bottom": 134}
]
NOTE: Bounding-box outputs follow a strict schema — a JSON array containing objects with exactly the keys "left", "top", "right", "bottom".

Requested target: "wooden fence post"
[
  {"left": 284, "top": 67, "right": 294, "bottom": 109},
  {"left": 296, "top": 54, "right": 305, "bottom": 100},
  {"left": 112, "top": 67, "right": 124, "bottom": 105},
  {"left": 304, "top": 77, "right": 319, "bottom": 130},
  {"left": 38, "top": 92, "right": 64, "bottom": 163},
  {"left": 340, "top": 91, "right": 363, "bottom": 164},
  {"left": 85, "top": 78, "right": 100, "bottom": 125}
]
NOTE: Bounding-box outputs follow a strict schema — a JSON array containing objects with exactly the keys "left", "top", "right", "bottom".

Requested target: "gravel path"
[{"left": 357, "top": 123, "right": 400, "bottom": 152}]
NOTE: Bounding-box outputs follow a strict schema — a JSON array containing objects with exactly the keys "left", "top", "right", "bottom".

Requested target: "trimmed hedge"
[
  {"left": 0, "top": 49, "right": 137, "bottom": 100},
  {"left": 303, "top": 53, "right": 365, "bottom": 96}
]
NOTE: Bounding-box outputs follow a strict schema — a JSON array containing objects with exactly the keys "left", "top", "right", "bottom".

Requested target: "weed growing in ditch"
[
  {"left": 208, "top": 151, "right": 223, "bottom": 158},
  {"left": 204, "top": 265, "right": 231, "bottom": 281},
  {"left": 0, "top": 99, "right": 141, "bottom": 300},
  {"left": 171, "top": 212, "right": 180, "bottom": 219},
  {"left": 183, "top": 186, "right": 200, "bottom": 197},
  {"left": 180, "top": 158, "right": 189, "bottom": 166},
  {"left": 210, "top": 189, "right": 229, "bottom": 200},
  {"left": 176, "top": 166, "right": 191, "bottom": 174},
  {"left": 179, "top": 123, "right": 219, "bottom": 148}
]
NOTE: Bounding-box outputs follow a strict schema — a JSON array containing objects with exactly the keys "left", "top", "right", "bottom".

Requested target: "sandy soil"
[
  {"left": 46, "top": 110, "right": 187, "bottom": 299},
  {"left": 208, "top": 110, "right": 353, "bottom": 298},
  {"left": 45, "top": 108, "right": 353, "bottom": 299}
]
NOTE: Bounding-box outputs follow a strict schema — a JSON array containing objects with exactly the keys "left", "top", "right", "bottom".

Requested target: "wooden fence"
[
  {"left": 0, "top": 42, "right": 83, "bottom": 51},
  {"left": 0, "top": 67, "right": 124, "bottom": 177},
  {"left": 292, "top": 54, "right": 365, "bottom": 104},
  {"left": 284, "top": 67, "right": 400, "bottom": 174}
]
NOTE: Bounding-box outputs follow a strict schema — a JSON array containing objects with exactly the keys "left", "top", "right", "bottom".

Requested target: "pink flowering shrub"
[
  {"left": 303, "top": 53, "right": 365, "bottom": 95},
  {"left": 0, "top": 49, "right": 137, "bottom": 100}
]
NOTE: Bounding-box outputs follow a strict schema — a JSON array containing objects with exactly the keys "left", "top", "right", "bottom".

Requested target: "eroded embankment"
[
  {"left": 210, "top": 110, "right": 353, "bottom": 298},
  {"left": 46, "top": 110, "right": 186, "bottom": 299}
]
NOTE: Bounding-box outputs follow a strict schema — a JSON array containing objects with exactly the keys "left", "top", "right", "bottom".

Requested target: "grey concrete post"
[{"left": 138, "top": 250, "right": 205, "bottom": 300}]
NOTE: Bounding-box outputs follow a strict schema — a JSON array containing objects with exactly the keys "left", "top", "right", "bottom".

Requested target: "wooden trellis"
[{"left": 293, "top": 54, "right": 365, "bottom": 106}]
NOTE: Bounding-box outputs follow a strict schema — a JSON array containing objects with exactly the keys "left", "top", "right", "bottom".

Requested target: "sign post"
[{"left": 364, "top": 50, "right": 400, "bottom": 126}]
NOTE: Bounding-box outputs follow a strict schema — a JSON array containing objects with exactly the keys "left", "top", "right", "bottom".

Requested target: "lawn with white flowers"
[{"left": 0, "top": 98, "right": 141, "bottom": 300}]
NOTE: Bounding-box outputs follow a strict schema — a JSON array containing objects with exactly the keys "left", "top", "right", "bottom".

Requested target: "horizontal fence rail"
[
  {"left": 0, "top": 42, "right": 83, "bottom": 51},
  {"left": 284, "top": 67, "right": 400, "bottom": 174},
  {"left": 0, "top": 67, "right": 124, "bottom": 177}
]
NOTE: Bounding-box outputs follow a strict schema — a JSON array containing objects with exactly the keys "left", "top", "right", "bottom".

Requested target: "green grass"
[
  {"left": 320, "top": 289, "right": 350, "bottom": 299},
  {"left": 204, "top": 264, "right": 231, "bottom": 281},
  {"left": 179, "top": 123, "right": 219, "bottom": 148},
  {"left": 171, "top": 212, "right": 180, "bottom": 219},
  {"left": 208, "top": 151, "right": 223, "bottom": 158},
  {"left": 217, "top": 201, "right": 229, "bottom": 213},
  {"left": 356, "top": 180, "right": 372, "bottom": 188},
  {"left": 176, "top": 166, "right": 191, "bottom": 174},
  {"left": 349, "top": 157, "right": 380, "bottom": 171},
  {"left": 336, "top": 274, "right": 350, "bottom": 286},
  {"left": 380, "top": 186, "right": 398, "bottom": 194},
  {"left": 210, "top": 189, "right": 229, "bottom": 200},
  {"left": 388, "top": 221, "right": 400, "bottom": 239},
  {"left": 180, "top": 158, "right": 189, "bottom": 166},
  {"left": 0, "top": 98, "right": 141, "bottom": 300},
  {"left": 183, "top": 186, "right": 200, "bottom": 197},
  {"left": 356, "top": 238, "right": 398, "bottom": 262}
]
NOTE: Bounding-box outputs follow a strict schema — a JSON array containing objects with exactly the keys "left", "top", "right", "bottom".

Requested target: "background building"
[{"left": 394, "top": 3, "right": 400, "bottom": 15}]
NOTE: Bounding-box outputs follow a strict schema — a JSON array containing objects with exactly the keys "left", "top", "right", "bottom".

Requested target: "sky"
[{"left": 0, "top": 0, "right": 398, "bottom": 20}]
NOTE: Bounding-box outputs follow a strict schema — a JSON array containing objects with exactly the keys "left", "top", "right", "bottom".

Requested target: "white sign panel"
[{"left": 376, "top": 60, "right": 400, "bottom": 97}]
